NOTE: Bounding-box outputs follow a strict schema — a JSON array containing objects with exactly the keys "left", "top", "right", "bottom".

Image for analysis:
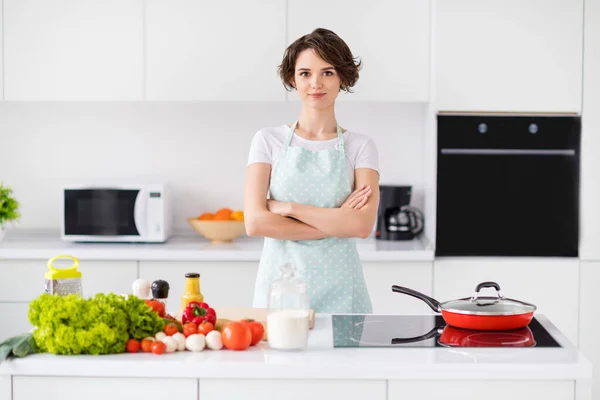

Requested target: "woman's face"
[{"left": 291, "top": 49, "right": 341, "bottom": 109}]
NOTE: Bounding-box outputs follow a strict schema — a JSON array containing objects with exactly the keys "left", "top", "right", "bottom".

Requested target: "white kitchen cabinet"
[
  {"left": 433, "top": 258, "right": 579, "bottom": 346},
  {"left": 0, "top": 303, "right": 31, "bottom": 342},
  {"left": 0, "top": 3, "right": 4, "bottom": 101},
  {"left": 145, "top": 0, "right": 285, "bottom": 101},
  {"left": 199, "top": 379, "right": 386, "bottom": 400},
  {"left": 388, "top": 380, "right": 573, "bottom": 400},
  {"left": 3, "top": 0, "right": 144, "bottom": 101},
  {"left": 287, "top": 0, "right": 430, "bottom": 102},
  {"left": 363, "top": 262, "right": 434, "bottom": 314},
  {"left": 580, "top": 0, "right": 600, "bottom": 260},
  {"left": 139, "top": 261, "right": 259, "bottom": 309},
  {"left": 578, "top": 262, "right": 600, "bottom": 400},
  {"left": 13, "top": 376, "right": 197, "bottom": 400},
  {"left": 0, "top": 260, "right": 137, "bottom": 302},
  {"left": 0, "top": 376, "right": 10, "bottom": 400},
  {"left": 435, "top": 0, "right": 583, "bottom": 113}
]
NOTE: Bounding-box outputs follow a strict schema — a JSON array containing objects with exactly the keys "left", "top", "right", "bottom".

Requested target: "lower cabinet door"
[
  {"left": 433, "top": 258, "right": 579, "bottom": 346},
  {"left": 139, "top": 261, "right": 259, "bottom": 309},
  {"left": 199, "top": 379, "right": 386, "bottom": 400},
  {"left": 388, "top": 380, "right": 574, "bottom": 400},
  {"left": 13, "top": 377, "right": 198, "bottom": 400},
  {"left": 0, "top": 376, "right": 11, "bottom": 400},
  {"left": 0, "top": 303, "right": 31, "bottom": 341},
  {"left": 362, "top": 262, "right": 434, "bottom": 314}
]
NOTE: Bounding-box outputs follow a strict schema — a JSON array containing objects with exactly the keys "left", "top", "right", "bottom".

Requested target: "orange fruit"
[
  {"left": 231, "top": 210, "right": 244, "bottom": 221},
  {"left": 213, "top": 208, "right": 233, "bottom": 220},
  {"left": 198, "top": 213, "right": 215, "bottom": 220}
]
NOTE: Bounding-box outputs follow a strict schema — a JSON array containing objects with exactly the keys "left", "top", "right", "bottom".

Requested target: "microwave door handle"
[{"left": 134, "top": 190, "right": 147, "bottom": 237}]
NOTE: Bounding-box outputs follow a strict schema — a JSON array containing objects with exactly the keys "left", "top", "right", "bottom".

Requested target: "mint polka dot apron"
[{"left": 252, "top": 120, "right": 373, "bottom": 314}]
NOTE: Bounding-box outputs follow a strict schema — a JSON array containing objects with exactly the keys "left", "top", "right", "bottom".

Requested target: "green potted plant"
[{"left": 0, "top": 182, "right": 21, "bottom": 241}]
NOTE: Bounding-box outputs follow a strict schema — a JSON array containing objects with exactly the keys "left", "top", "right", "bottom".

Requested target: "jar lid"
[{"left": 270, "top": 263, "right": 306, "bottom": 294}]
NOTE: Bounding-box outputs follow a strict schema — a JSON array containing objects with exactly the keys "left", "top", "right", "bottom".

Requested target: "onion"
[{"left": 205, "top": 330, "right": 223, "bottom": 350}]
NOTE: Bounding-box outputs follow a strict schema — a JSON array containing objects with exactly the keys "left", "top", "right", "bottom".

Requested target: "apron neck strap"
[
  {"left": 284, "top": 120, "right": 345, "bottom": 151},
  {"left": 284, "top": 120, "right": 299, "bottom": 149},
  {"left": 336, "top": 123, "right": 344, "bottom": 150}
]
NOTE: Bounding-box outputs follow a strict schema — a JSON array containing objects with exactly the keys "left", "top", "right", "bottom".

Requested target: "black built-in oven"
[{"left": 435, "top": 114, "right": 580, "bottom": 257}]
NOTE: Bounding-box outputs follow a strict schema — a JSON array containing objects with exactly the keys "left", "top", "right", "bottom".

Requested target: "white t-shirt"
[{"left": 247, "top": 124, "right": 379, "bottom": 190}]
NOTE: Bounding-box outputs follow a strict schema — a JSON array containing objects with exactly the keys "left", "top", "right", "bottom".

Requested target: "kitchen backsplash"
[{"left": 0, "top": 101, "right": 428, "bottom": 233}]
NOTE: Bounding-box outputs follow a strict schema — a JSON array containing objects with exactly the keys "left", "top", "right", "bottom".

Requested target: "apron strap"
[
  {"left": 285, "top": 120, "right": 345, "bottom": 152},
  {"left": 284, "top": 120, "right": 298, "bottom": 153},
  {"left": 336, "top": 123, "right": 345, "bottom": 152}
]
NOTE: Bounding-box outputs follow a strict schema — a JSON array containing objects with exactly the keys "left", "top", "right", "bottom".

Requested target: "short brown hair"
[{"left": 278, "top": 28, "right": 362, "bottom": 93}]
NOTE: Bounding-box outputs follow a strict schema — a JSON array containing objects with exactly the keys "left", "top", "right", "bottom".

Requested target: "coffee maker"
[{"left": 376, "top": 185, "right": 424, "bottom": 241}]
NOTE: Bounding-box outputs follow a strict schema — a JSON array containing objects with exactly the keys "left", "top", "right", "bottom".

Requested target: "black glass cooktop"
[{"left": 332, "top": 315, "right": 561, "bottom": 348}]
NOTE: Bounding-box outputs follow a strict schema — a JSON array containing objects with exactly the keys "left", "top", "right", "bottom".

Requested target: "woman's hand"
[
  {"left": 341, "top": 184, "right": 372, "bottom": 210},
  {"left": 267, "top": 199, "right": 292, "bottom": 217}
]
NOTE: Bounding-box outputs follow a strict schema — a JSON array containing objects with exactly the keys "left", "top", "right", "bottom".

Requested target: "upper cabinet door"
[
  {"left": 435, "top": 0, "right": 583, "bottom": 113},
  {"left": 145, "top": 0, "right": 286, "bottom": 101},
  {"left": 0, "top": 3, "right": 3, "bottom": 101},
  {"left": 287, "top": 0, "right": 430, "bottom": 102},
  {"left": 3, "top": 0, "right": 144, "bottom": 101}
]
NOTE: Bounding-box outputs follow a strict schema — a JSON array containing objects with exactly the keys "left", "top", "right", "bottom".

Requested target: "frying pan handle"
[
  {"left": 391, "top": 326, "right": 441, "bottom": 345},
  {"left": 392, "top": 285, "right": 441, "bottom": 312}
]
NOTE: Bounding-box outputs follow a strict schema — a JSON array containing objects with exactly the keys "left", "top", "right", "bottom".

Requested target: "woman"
[{"left": 244, "top": 28, "right": 380, "bottom": 314}]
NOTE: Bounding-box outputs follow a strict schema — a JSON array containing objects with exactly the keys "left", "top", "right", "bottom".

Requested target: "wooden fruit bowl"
[{"left": 187, "top": 217, "right": 246, "bottom": 243}]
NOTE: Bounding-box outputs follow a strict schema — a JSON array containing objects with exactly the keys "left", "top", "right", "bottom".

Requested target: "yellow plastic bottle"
[{"left": 182, "top": 272, "right": 204, "bottom": 311}]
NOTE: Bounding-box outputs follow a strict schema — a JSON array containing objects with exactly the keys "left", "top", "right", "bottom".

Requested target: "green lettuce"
[{"left": 28, "top": 293, "right": 164, "bottom": 355}]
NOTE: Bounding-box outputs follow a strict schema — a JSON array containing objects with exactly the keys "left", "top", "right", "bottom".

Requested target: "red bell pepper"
[{"left": 182, "top": 301, "right": 217, "bottom": 325}]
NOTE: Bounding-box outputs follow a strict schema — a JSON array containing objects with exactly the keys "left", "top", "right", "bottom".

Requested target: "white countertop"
[
  {"left": 0, "top": 314, "right": 591, "bottom": 381},
  {"left": 0, "top": 231, "right": 434, "bottom": 261}
]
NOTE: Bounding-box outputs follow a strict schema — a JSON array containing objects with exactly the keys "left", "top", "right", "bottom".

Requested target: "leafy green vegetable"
[
  {"left": 11, "top": 334, "right": 37, "bottom": 358},
  {"left": 0, "top": 333, "right": 36, "bottom": 362},
  {"left": 28, "top": 293, "right": 164, "bottom": 355}
]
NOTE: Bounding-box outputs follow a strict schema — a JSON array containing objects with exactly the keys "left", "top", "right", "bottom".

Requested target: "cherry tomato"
[
  {"left": 141, "top": 338, "right": 154, "bottom": 353},
  {"left": 221, "top": 322, "right": 252, "bottom": 351},
  {"left": 164, "top": 322, "right": 179, "bottom": 336},
  {"left": 242, "top": 319, "right": 265, "bottom": 346},
  {"left": 183, "top": 322, "right": 198, "bottom": 338},
  {"left": 126, "top": 339, "right": 140, "bottom": 353},
  {"left": 151, "top": 341, "right": 166, "bottom": 355},
  {"left": 145, "top": 299, "right": 166, "bottom": 318},
  {"left": 197, "top": 321, "right": 214, "bottom": 336}
]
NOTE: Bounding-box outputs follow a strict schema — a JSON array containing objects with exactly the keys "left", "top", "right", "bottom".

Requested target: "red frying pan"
[{"left": 392, "top": 281, "right": 537, "bottom": 331}]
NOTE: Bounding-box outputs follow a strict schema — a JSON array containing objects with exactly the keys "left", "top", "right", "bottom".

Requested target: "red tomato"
[
  {"left": 197, "top": 321, "right": 214, "bottom": 336},
  {"left": 221, "top": 322, "right": 252, "bottom": 351},
  {"left": 151, "top": 341, "right": 166, "bottom": 355},
  {"left": 145, "top": 299, "right": 166, "bottom": 318},
  {"left": 242, "top": 320, "right": 265, "bottom": 346},
  {"left": 164, "top": 323, "right": 179, "bottom": 336},
  {"left": 141, "top": 339, "right": 154, "bottom": 353},
  {"left": 126, "top": 339, "right": 140, "bottom": 353},
  {"left": 183, "top": 322, "right": 198, "bottom": 338}
]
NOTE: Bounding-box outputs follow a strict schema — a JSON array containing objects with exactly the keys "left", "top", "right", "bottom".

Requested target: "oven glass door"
[
  {"left": 64, "top": 189, "right": 140, "bottom": 236},
  {"left": 436, "top": 151, "right": 579, "bottom": 256}
]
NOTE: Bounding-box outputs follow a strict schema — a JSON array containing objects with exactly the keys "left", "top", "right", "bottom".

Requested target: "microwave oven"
[{"left": 62, "top": 184, "right": 172, "bottom": 243}]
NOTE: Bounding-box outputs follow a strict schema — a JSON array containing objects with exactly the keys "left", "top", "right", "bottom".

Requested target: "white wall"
[{"left": 0, "top": 102, "right": 429, "bottom": 233}]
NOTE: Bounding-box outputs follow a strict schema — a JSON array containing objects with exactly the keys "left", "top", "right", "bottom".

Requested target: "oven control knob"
[
  {"left": 478, "top": 123, "right": 488, "bottom": 134},
  {"left": 529, "top": 123, "right": 538, "bottom": 134}
]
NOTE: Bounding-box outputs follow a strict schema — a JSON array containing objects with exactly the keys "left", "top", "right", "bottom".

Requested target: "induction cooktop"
[{"left": 332, "top": 314, "right": 561, "bottom": 348}]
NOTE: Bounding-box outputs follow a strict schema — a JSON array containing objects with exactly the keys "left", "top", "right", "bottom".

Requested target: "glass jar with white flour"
[{"left": 267, "top": 263, "right": 310, "bottom": 351}]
